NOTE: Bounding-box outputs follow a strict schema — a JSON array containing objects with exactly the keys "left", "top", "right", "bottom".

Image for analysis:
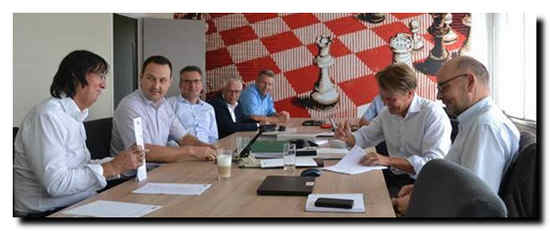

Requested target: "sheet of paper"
[
  {"left": 132, "top": 183, "right": 211, "bottom": 196},
  {"left": 260, "top": 157, "right": 318, "bottom": 168},
  {"left": 62, "top": 200, "right": 161, "bottom": 217},
  {"left": 133, "top": 117, "right": 147, "bottom": 182},
  {"left": 323, "top": 146, "right": 386, "bottom": 175},
  {"left": 316, "top": 148, "right": 349, "bottom": 155},
  {"left": 305, "top": 193, "right": 365, "bottom": 213}
]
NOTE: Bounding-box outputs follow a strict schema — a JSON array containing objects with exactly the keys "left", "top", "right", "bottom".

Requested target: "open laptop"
[{"left": 238, "top": 128, "right": 264, "bottom": 158}]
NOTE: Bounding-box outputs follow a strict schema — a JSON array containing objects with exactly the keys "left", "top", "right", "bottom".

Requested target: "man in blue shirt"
[
  {"left": 168, "top": 65, "right": 218, "bottom": 144},
  {"left": 392, "top": 56, "right": 520, "bottom": 215},
  {"left": 238, "top": 69, "right": 290, "bottom": 124}
]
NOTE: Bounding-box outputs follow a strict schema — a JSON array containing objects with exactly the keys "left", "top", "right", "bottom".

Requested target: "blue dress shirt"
[
  {"left": 238, "top": 83, "right": 276, "bottom": 117},
  {"left": 168, "top": 95, "right": 218, "bottom": 144}
]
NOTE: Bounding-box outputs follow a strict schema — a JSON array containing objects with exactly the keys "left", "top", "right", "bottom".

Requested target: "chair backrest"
[
  {"left": 405, "top": 159, "right": 507, "bottom": 218},
  {"left": 83, "top": 117, "right": 113, "bottom": 160},
  {"left": 498, "top": 131, "right": 539, "bottom": 218}
]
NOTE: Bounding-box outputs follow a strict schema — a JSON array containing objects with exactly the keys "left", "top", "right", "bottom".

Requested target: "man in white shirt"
[
  {"left": 335, "top": 63, "right": 452, "bottom": 197},
  {"left": 168, "top": 66, "right": 218, "bottom": 144},
  {"left": 13, "top": 50, "right": 143, "bottom": 217},
  {"left": 392, "top": 56, "right": 520, "bottom": 215},
  {"left": 111, "top": 56, "right": 216, "bottom": 164}
]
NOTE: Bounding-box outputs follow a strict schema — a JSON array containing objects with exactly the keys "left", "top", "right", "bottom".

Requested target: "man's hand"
[
  {"left": 192, "top": 146, "right": 217, "bottom": 161},
  {"left": 392, "top": 194, "right": 411, "bottom": 216},
  {"left": 398, "top": 184, "right": 415, "bottom": 197},
  {"left": 277, "top": 111, "right": 290, "bottom": 123},
  {"left": 360, "top": 152, "right": 391, "bottom": 166},
  {"left": 111, "top": 144, "right": 144, "bottom": 174}
]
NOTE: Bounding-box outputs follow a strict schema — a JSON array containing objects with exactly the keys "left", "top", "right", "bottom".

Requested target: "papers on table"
[
  {"left": 305, "top": 193, "right": 365, "bottom": 213},
  {"left": 260, "top": 157, "right": 318, "bottom": 168},
  {"left": 133, "top": 183, "right": 211, "bottom": 196},
  {"left": 63, "top": 200, "right": 161, "bottom": 217},
  {"left": 316, "top": 148, "right": 349, "bottom": 155},
  {"left": 323, "top": 146, "right": 386, "bottom": 175}
]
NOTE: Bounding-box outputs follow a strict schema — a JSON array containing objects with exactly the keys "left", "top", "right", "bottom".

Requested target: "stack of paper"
[
  {"left": 132, "top": 183, "right": 211, "bottom": 195},
  {"left": 260, "top": 157, "right": 318, "bottom": 168},
  {"left": 63, "top": 200, "right": 161, "bottom": 217},
  {"left": 305, "top": 193, "right": 365, "bottom": 213},
  {"left": 323, "top": 146, "right": 386, "bottom": 175}
]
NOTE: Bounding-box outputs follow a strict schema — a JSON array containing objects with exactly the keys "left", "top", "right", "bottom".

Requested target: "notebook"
[{"left": 256, "top": 176, "right": 316, "bottom": 196}]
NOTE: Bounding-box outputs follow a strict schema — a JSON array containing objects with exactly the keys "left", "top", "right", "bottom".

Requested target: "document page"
[
  {"left": 260, "top": 157, "right": 318, "bottom": 168},
  {"left": 132, "top": 183, "right": 211, "bottom": 195},
  {"left": 63, "top": 200, "right": 161, "bottom": 217},
  {"left": 323, "top": 146, "right": 386, "bottom": 175},
  {"left": 305, "top": 193, "right": 365, "bottom": 213}
]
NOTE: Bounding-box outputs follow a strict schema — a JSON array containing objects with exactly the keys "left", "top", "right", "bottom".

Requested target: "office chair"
[
  {"left": 499, "top": 131, "right": 539, "bottom": 218},
  {"left": 405, "top": 159, "right": 507, "bottom": 218},
  {"left": 83, "top": 117, "right": 113, "bottom": 160}
]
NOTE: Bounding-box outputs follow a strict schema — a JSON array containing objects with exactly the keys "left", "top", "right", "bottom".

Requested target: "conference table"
[{"left": 51, "top": 118, "right": 395, "bottom": 218}]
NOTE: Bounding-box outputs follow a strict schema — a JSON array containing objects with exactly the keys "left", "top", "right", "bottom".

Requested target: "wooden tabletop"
[{"left": 50, "top": 118, "right": 395, "bottom": 218}]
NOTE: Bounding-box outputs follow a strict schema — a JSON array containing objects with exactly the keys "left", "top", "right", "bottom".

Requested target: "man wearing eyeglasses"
[
  {"left": 335, "top": 63, "right": 452, "bottom": 197},
  {"left": 392, "top": 56, "right": 520, "bottom": 215},
  {"left": 168, "top": 65, "right": 218, "bottom": 144}
]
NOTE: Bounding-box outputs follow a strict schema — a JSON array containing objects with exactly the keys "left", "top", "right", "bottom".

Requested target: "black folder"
[{"left": 256, "top": 176, "right": 315, "bottom": 196}]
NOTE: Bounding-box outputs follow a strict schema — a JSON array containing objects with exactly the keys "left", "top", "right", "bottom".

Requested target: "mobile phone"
[{"left": 314, "top": 197, "right": 354, "bottom": 209}]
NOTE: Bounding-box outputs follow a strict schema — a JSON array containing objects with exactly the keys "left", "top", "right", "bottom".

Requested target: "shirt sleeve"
[
  {"left": 25, "top": 112, "right": 106, "bottom": 197},
  {"left": 239, "top": 90, "right": 260, "bottom": 117},
  {"left": 169, "top": 115, "right": 188, "bottom": 143},
  {"left": 352, "top": 114, "right": 385, "bottom": 149},
  {"left": 406, "top": 108, "right": 452, "bottom": 177},
  {"left": 208, "top": 106, "right": 219, "bottom": 144},
  {"left": 458, "top": 124, "right": 508, "bottom": 193},
  {"left": 267, "top": 95, "right": 276, "bottom": 116}
]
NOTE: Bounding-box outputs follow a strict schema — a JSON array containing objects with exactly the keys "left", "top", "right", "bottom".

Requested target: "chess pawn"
[
  {"left": 390, "top": 33, "right": 413, "bottom": 67},
  {"left": 443, "top": 13, "right": 458, "bottom": 44},
  {"left": 409, "top": 20, "right": 424, "bottom": 50},
  {"left": 459, "top": 14, "right": 472, "bottom": 56}
]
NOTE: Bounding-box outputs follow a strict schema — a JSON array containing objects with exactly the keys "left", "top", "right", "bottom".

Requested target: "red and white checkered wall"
[{"left": 184, "top": 13, "right": 469, "bottom": 119}]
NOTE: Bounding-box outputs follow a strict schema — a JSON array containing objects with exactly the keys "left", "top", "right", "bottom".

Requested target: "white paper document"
[
  {"left": 63, "top": 200, "right": 161, "bottom": 217},
  {"left": 260, "top": 157, "right": 318, "bottom": 168},
  {"left": 305, "top": 193, "right": 365, "bottom": 213},
  {"left": 132, "top": 183, "right": 211, "bottom": 196},
  {"left": 133, "top": 117, "right": 147, "bottom": 182},
  {"left": 323, "top": 146, "right": 386, "bottom": 175},
  {"left": 316, "top": 148, "right": 349, "bottom": 155}
]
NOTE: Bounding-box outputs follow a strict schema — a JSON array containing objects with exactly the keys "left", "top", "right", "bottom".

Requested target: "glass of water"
[{"left": 283, "top": 143, "right": 296, "bottom": 173}]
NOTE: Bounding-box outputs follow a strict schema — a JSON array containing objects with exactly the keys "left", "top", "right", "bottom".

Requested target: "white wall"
[{"left": 13, "top": 13, "right": 114, "bottom": 126}]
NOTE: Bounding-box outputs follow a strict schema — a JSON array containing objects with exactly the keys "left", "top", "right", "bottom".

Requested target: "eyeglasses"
[{"left": 437, "top": 73, "right": 469, "bottom": 92}]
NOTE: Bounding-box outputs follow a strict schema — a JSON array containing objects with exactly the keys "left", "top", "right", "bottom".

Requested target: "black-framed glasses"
[{"left": 437, "top": 74, "right": 469, "bottom": 92}]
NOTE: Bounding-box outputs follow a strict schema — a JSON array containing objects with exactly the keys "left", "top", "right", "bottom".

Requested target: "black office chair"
[
  {"left": 405, "top": 159, "right": 507, "bottom": 218},
  {"left": 83, "top": 117, "right": 113, "bottom": 160},
  {"left": 498, "top": 131, "right": 539, "bottom": 218}
]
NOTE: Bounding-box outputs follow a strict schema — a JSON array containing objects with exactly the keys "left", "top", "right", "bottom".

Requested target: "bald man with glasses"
[{"left": 392, "top": 56, "right": 520, "bottom": 216}]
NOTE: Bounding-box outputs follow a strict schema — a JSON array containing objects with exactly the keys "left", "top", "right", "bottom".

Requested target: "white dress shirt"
[
  {"left": 226, "top": 102, "right": 238, "bottom": 123},
  {"left": 352, "top": 95, "right": 452, "bottom": 178},
  {"left": 13, "top": 97, "right": 108, "bottom": 214},
  {"left": 445, "top": 97, "right": 520, "bottom": 193},
  {"left": 168, "top": 95, "right": 218, "bottom": 144},
  {"left": 111, "top": 90, "right": 188, "bottom": 156}
]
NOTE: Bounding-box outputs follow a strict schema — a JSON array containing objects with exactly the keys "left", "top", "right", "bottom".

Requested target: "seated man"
[
  {"left": 238, "top": 69, "right": 290, "bottom": 124},
  {"left": 168, "top": 65, "right": 218, "bottom": 144},
  {"left": 208, "top": 77, "right": 259, "bottom": 139},
  {"left": 358, "top": 94, "right": 384, "bottom": 127},
  {"left": 335, "top": 63, "right": 452, "bottom": 197},
  {"left": 392, "top": 56, "right": 520, "bottom": 215},
  {"left": 111, "top": 56, "right": 216, "bottom": 167},
  {"left": 14, "top": 50, "right": 143, "bottom": 217}
]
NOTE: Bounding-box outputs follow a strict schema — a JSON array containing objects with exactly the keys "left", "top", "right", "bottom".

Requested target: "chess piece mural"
[
  {"left": 409, "top": 20, "right": 424, "bottom": 50},
  {"left": 415, "top": 13, "right": 450, "bottom": 75},
  {"left": 459, "top": 14, "right": 472, "bottom": 56},
  {"left": 357, "top": 13, "right": 386, "bottom": 24},
  {"left": 390, "top": 33, "right": 413, "bottom": 68},
  {"left": 311, "top": 35, "right": 339, "bottom": 106},
  {"left": 443, "top": 13, "right": 458, "bottom": 44}
]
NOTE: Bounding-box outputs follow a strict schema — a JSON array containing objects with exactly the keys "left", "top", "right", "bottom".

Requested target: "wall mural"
[{"left": 175, "top": 13, "right": 471, "bottom": 119}]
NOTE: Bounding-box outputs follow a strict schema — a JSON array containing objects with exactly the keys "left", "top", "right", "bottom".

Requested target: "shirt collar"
[
  {"left": 177, "top": 94, "right": 204, "bottom": 105},
  {"left": 252, "top": 83, "right": 268, "bottom": 99},
  {"left": 456, "top": 97, "right": 492, "bottom": 124},
  {"left": 59, "top": 97, "right": 88, "bottom": 122},
  {"left": 401, "top": 94, "right": 420, "bottom": 119},
  {"left": 221, "top": 94, "right": 238, "bottom": 107}
]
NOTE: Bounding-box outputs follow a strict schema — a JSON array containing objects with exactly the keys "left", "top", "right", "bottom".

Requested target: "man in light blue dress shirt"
[
  {"left": 359, "top": 94, "right": 384, "bottom": 127},
  {"left": 111, "top": 56, "right": 217, "bottom": 165},
  {"left": 392, "top": 56, "right": 520, "bottom": 215},
  {"left": 238, "top": 69, "right": 290, "bottom": 124},
  {"left": 335, "top": 63, "right": 452, "bottom": 197},
  {"left": 168, "top": 65, "right": 218, "bottom": 144}
]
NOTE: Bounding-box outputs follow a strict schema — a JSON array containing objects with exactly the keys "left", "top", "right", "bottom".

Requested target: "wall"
[
  {"left": 13, "top": 13, "right": 114, "bottom": 126},
  {"left": 200, "top": 13, "right": 470, "bottom": 119}
]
